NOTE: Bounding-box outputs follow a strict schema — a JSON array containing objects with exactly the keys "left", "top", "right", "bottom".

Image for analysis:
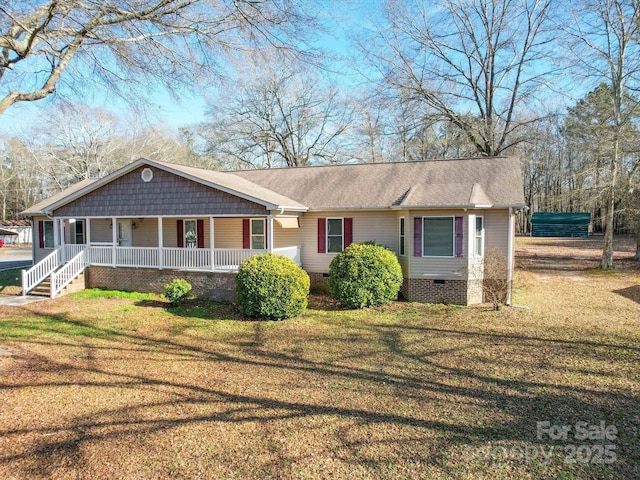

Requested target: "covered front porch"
[
  {"left": 53, "top": 215, "right": 301, "bottom": 271},
  {"left": 24, "top": 214, "right": 301, "bottom": 298}
]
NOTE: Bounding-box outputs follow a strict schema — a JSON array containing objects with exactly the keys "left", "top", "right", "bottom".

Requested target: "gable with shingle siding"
[{"left": 54, "top": 166, "right": 266, "bottom": 217}]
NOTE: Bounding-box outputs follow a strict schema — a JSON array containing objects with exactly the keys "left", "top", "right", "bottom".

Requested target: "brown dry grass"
[{"left": 0, "top": 236, "right": 639, "bottom": 479}]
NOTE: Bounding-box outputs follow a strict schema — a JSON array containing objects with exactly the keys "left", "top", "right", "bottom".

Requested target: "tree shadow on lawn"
[
  {"left": 613, "top": 285, "right": 640, "bottom": 305},
  {"left": 0, "top": 309, "right": 638, "bottom": 478},
  {"left": 136, "top": 297, "right": 245, "bottom": 321}
]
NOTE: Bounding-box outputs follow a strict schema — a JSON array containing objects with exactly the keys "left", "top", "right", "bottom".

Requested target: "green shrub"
[
  {"left": 328, "top": 243, "right": 403, "bottom": 309},
  {"left": 236, "top": 253, "right": 310, "bottom": 320},
  {"left": 164, "top": 278, "right": 192, "bottom": 306}
]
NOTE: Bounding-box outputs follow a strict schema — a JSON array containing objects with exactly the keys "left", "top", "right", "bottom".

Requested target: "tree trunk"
[
  {"left": 634, "top": 221, "right": 640, "bottom": 261},
  {"left": 600, "top": 190, "right": 616, "bottom": 269},
  {"left": 601, "top": 127, "right": 620, "bottom": 270}
]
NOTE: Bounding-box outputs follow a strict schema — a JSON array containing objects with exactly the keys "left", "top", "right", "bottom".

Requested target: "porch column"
[
  {"left": 59, "top": 219, "right": 65, "bottom": 248},
  {"left": 53, "top": 218, "right": 60, "bottom": 248},
  {"left": 467, "top": 212, "right": 476, "bottom": 272},
  {"left": 209, "top": 216, "right": 215, "bottom": 271},
  {"left": 157, "top": 217, "right": 163, "bottom": 270},
  {"left": 53, "top": 218, "right": 61, "bottom": 262},
  {"left": 85, "top": 218, "right": 91, "bottom": 245},
  {"left": 85, "top": 218, "right": 91, "bottom": 265},
  {"left": 112, "top": 217, "right": 117, "bottom": 268},
  {"left": 267, "top": 215, "right": 274, "bottom": 253}
]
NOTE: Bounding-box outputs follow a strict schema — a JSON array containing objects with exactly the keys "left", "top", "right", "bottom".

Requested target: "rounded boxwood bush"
[
  {"left": 164, "top": 278, "right": 192, "bottom": 307},
  {"left": 328, "top": 243, "right": 403, "bottom": 309},
  {"left": 236, "top": 253, "right": 310, "bottom": 320}
]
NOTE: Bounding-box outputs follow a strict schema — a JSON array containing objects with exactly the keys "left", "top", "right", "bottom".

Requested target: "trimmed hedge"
[
  {"left": 236, "top": 253, "right": 310, "bottom": 320},
  {"left": 328, "top": 243, "right": 403, "bottom": 309}
]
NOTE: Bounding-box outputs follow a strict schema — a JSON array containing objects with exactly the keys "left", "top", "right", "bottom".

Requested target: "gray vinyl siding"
[
  {"left": 53, "top": 166, "right": 266, "bottom": 217},
  {"left": 408, "top": 210, "right": 468, "bottom": 280}
]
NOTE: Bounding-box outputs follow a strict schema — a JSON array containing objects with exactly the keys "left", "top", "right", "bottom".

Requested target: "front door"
[{"left": 117, "top": 220, "right": 132, "bottom": 247}]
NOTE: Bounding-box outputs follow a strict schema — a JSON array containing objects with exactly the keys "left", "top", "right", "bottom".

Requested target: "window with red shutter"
[
  {"left": 317, "top": 218, "right": 326, "bottom": 253},
  {"left": 413, "top": 217, "right": 422, "bottom": 257},
  {"left": 197, "top": 219, "right": 205, "bottom": 248},
  {"left": 455, "top": 216, "right": 464, "bottom": 257},
  {"left": 344, "top": 218, "right": 353, "bottom": 248},
  {"left": 177, "top": 220, "right": 184, "bottom": 248}
]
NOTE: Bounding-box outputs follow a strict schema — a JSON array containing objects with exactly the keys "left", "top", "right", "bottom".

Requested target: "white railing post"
[
  {"left": 21, "top": 269, "right": 27, "bottom": 297},
  {"left": 112, "top": 217, "right": 117, "bottom": 268},
  {"left": 210, "top": 216, "right": 215, "bottom": 271},
  {"left": 157, "top": 217, "right": 163, "bottom": 270}
]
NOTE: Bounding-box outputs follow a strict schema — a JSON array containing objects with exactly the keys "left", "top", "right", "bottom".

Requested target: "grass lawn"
[{"left": 0, "top": 237, "right": 639, "bottom": 479}]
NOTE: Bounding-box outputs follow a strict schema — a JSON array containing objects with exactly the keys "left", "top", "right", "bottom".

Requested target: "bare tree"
[
  {"left": 565, "top": 0, "right": 640, "bottom": 269},
  {"left": 13, "top": 103, "right": 201, "bottom": 197},
  {"left": 200, "top": 59, "right": 354, "bottom": 168},
  {"left": 0, "top": 137, "right": 43, "bottom": 218},
  {"left": 360, "top": 0, "right": 555, "bottom": 157},
  {"left": 481, "top": 247, "right": 510, "bottom": 311},
  {"left": 0, "top": 0, "right": 317, "bottom": 117}
]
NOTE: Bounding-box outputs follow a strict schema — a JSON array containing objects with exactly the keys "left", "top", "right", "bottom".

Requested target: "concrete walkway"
[{"left": 0, "top": 294, "right": 48, "bottom": 306}]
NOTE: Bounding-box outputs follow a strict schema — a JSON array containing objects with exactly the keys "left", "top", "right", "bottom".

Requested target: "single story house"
[
  {"left": 21, "top": 157, "right": 526, "bottom": 304},
  {"left": 531, "top": 212, "right": 591, "bottom": 238}
]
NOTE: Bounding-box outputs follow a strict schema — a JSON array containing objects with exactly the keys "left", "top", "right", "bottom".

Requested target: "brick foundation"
[
  {"left": 402, "top": 278, "right": 469, "bottom": 305},
  {"left": 86, "top": 267, "right": 478, "bottom": 306},
  {"left": 86, "top": 267, "right": 237, "bottom": 302},
  {"left": 307, "top": 272, "right": 329, "bottom": 285}
]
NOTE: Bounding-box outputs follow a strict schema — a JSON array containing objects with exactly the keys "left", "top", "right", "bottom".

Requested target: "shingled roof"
[
  {"left": 232, "top": 157, "right": 525, "bottom": 210},
  {"left": 22, "top": 156, "right": 525, "bottom": 216},
  {"left": 22, "top": 179, "right": 98, "bottom": 216}
]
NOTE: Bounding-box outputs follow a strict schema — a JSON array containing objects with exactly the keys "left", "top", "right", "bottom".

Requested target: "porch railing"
[
  {"left": 117, "top": 247, "right": 160, "bottom": 268},
  {"left": 83, "top": 245, "right": 290, "bottom": 271},
  {"left": 213, "top": 248, "right": 267, "bottom": 270},
  {"left": 62, "top": 244, "right": 86, "bottom": 263},
  {"left": 164, "top": 247, "right": 212, "bottom": 270},
  {"left": 22, "top": 245, "right": 302, "bottom": 296},
  {"left": 50, "top": 249, "right": 88, "bottom": 298},
  {"left": 88, "top": 244, "right": 113, "bottom": 266},
  {"left": 21, "top": 248, "right": 63, "bottom": 296}
]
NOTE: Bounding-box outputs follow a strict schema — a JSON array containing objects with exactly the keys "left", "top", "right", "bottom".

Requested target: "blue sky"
[
  {"left": 0, "top": 0, "right": 602, "bottom": 139},
  {"left": 0, "top": 0, "right": 376, "bottom": 138}
]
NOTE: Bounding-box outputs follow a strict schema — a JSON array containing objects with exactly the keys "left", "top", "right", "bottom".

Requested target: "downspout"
[{"left": 506, "top": 207, "right": 515, "bottom": 306}]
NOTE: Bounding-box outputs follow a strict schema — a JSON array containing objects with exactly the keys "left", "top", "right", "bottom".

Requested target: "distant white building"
[{"left": 0, "top": 220, "right": 32, "bottom": 245}]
